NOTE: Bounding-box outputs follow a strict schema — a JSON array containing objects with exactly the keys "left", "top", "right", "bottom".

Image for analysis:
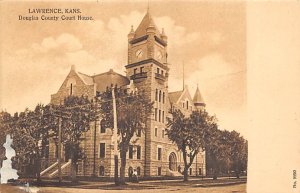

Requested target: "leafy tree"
[
  {"left": 228, "top": 130, "right": 248, "bottom": 178},
  {"left": 8, "top": 104, "right": 56, "bottom": 182},
  {"left": 54, "top": 95, "right": 97, "bottom": 182},
  {"left": 205, "top": 128, "right": 232, "bottom": 180},
  {"left": 0, "top": 111, "right": 12, "bottom": 167},
  {"left": 166, "top": 109, "right": 217, "bottom": 181},
  {"left": 100, "top": 86, "right": 153, "bottom": 185}
]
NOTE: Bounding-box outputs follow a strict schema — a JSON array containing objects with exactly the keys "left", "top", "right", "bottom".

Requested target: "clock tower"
[{"left": 125, "top": 10, "right": 170, "bottom": 176}]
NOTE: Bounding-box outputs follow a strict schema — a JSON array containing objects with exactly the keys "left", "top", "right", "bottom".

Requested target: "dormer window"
[
  {"left": 186, "top": 101, "right": 189, "bottom": 110},
  {"left": 157, "top": 68, "right": 159, "bottom": 74}
]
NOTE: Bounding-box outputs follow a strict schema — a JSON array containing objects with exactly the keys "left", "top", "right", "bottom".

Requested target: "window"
[
  {"left": 162, "top": 111, "right": 164, "bottom": 123},
  {"left": 137, "top": 167, "right": 141, "bottom": 176},
  {"left": 155, "top": 128, "right": 158, "bottom": 137},
  {"left": 129, "top": 145, "right": 133, "bottom": 159},
  {"left": 159, "top": 110, "right": 161, "bottom": 122},
  {"left": 199, "top": 168, "right": 202, "bottom": 175},
  {"left": 157, "top": 68, "right": 159, "bottom": 74},
  {"left": 140, "top": 66, "right": 144, "bottom": 73},
  {"left": 155, "top": 89, "right": 158, "bottom": 101},
  {"left": 186, "top": 101, "right": 189, "bottom": 110},
  {"left": 158, "top": 147, "right": 162, "bottom": 160},
  {"left": 162, "top": 130, "right": 165, "bottom": 138},
  {"left": 99, "top": 166, "right": 105, "bottom": 176},
  {"left": 182, "top": 103, "right": 185, "bottom": 108},
  {"left": 99, "top": 143, "right": 105, "bottom": 158},
  {"left": 137, "top": 146, "right": 141, "bottom": 159},
  {"left": 100, "top": 120, "right": 105, "bottom": 133},
  {"left": 161, "top": 70, "right": 164, "bottom": 75},
  {"left": 154, "top": 108, "right": 157, "bottom": 121},
  {"left": 137, "top": 129, "right": 141, "bottom": 137},
  {"left": 159, "top": 90, "right": 161, "bottom": 102},
  {"left": 162, "top": 92, "right": 165, "bottom": 104},
  {"left": 70, "top": 83, "right": 73, "bottom": 95},
  {"left": 190, "top": 168, "right": 192, "bottom": 175},
  {"left": 158, "top": 167, "right": 162, "bottom": 176},
  {"left": 134, "top": 68, "right": 137, "bottom": 74}
]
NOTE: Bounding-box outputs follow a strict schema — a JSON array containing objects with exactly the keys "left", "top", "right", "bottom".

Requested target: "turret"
[
  {"left": 161, "top": 28, "right": 168, "bottom": 43},
  {"left": 128, "top": 25, "right": 135, "bottom": 42},
  {"left": 193, "top": 84, "right": 206, "bottom": 110}
]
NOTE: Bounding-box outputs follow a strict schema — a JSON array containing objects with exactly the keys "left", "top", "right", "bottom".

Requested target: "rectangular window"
[
  {"left": 154, "top": 108, "right": 157, "bottom": 121},
  {"left": 163, "top": 92, "right": 165, "bottom": 104},
  {"left": 161, "top": 70, "right": 163, "bottom": 75},
  {"left": 137, "top": 128, "right": 141, "bottom": 137},
  {"left": 155, "top": 128, "right": 157, "bottom": 137},
  {"left": 162, "top": 111, "right": 164, "bottom": 123},
  {"left": 129, "top": 145, "right": 133, "bottom": 159},
  {"left": 140, "top": 66, "right": 144, "bottom": 73},
  {"left": 158, "top": 147, "right": 161, "bottom": 160},
  {"left": 162, "top": 130, "right": 165, "bottom": 138},
  {"left": 199, "top": 168, "right": 202, "bottom": 175},
  {"left": 182, "top": 103, "right": 185, "bottom": 108},
  {"left": 157, "top": 68, "right": 159, "bottom": 74},
  {"left": 99, "top": 143, "right": 105, "bottom": 158},
  {"left": 137, "top": 146, "right": 141, "bottom": 159},
  {"left": 158, "top": 167, "right": 162, "bottom": 176},
  {"left": 155, "top": 89, "right": 158, "bottom": 101},
  {"left": 159, "top": 110, "right": 161, "bottom": 122},
  {"left": 100, "top": 120, "right": 105, "bottom": 133},
  {"left": 134, "top": 68, "right": 137, "bottom": 74},
  {"left": 186, "top": 101, "right": 189, "bottom": 110},
  {"left": 159, "top": 91, "right": 161, "bottom": 102},
  {"left": 190, "top": 168, "right": 192, "bottom": 175}
]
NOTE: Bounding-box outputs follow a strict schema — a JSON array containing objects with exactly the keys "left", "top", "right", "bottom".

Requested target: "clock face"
[
  {"left": 135, "top": 49, "right": 143, "bottom": 59},
  {"left": 157, "top": 50, "right": 163, "bottom": 60}
]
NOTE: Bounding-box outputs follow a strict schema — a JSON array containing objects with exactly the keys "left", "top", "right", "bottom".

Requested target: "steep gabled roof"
[
  {"left": 169, "top": 91, "right": 183, "bottom": 104},
  {"left": 92, "top": 69, "right": 130, "bottom": 92},
  {"left": 134, "top": 11, "right": 160, "bottom": 39},
  {"left": 77, "top": 72, "right": 94, "bottom": 85}
]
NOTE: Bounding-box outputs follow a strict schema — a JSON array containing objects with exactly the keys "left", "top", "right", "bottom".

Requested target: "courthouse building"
[{"left": 44, "top": 10, "right": 206, "bottom": 178}]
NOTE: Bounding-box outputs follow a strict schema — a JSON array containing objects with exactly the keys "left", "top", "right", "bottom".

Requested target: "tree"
[
  {"left": 228, "top": 130, "right": 248, "bottom": 178},
  {"left": 166, "top": 109, "right": 217, "bottom": 181},
  {"left": 54, "top": 95, "right": 97, "bottom": 182},
  {"left": 205, "top": 128, "right": 232, "bottom": 180},
  {"left": 0, "top": 111, "right": 12, "bottom": 167},
  {"left": 100, "top": 86, "right": 153, "bottom": 185},
  {"left": 8, "top": 104, "right": 56, "bottom": 183}
]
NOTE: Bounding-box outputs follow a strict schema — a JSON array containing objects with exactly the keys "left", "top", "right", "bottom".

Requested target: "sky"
[{"left": 0, "top": 1, "right": 247, "bottom": 137}]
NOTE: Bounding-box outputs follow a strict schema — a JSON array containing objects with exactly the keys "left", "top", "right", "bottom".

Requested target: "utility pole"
[
  {"left": 58, "top": 115, "right": 62, "bottom": 183},
  {"left": 112, "top": 87, "right": 119, "bottom": 185}
]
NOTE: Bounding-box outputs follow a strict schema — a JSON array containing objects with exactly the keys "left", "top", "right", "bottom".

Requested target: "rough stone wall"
[{"left": 50, "top": 70, "right": 95, "bottom": 105}]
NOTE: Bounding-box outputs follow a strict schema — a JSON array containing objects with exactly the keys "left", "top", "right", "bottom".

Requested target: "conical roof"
[
  {"left": 193, "top": 85, "right": 205, "bottom": 105},
  {"left": 134, "top": 11, "right": 160, "bottom": 38}
]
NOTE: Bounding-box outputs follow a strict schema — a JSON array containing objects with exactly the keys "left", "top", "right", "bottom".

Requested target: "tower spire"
[{"left": 182, "top": 61, "right": 185, "bottom": 91}]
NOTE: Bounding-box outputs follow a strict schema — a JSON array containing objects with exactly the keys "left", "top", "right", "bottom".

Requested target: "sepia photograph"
[{"left": 0, "top": 1, "right": 299, "bottom": 193}]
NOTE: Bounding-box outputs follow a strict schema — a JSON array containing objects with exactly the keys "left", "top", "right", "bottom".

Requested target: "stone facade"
[{"left": 47, "top": 10, "right": 206, "bottom": 178}]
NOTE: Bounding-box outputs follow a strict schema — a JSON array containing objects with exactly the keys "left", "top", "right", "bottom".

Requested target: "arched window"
[
  {"left": 155, "top": 89, "right": 158, "bottom": 101},
  {"left": 67, "top": 78, "right": 76, "bottom": 96},
  {"left": 99, "top": 166, "right": 105, "bottom": 176}
]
